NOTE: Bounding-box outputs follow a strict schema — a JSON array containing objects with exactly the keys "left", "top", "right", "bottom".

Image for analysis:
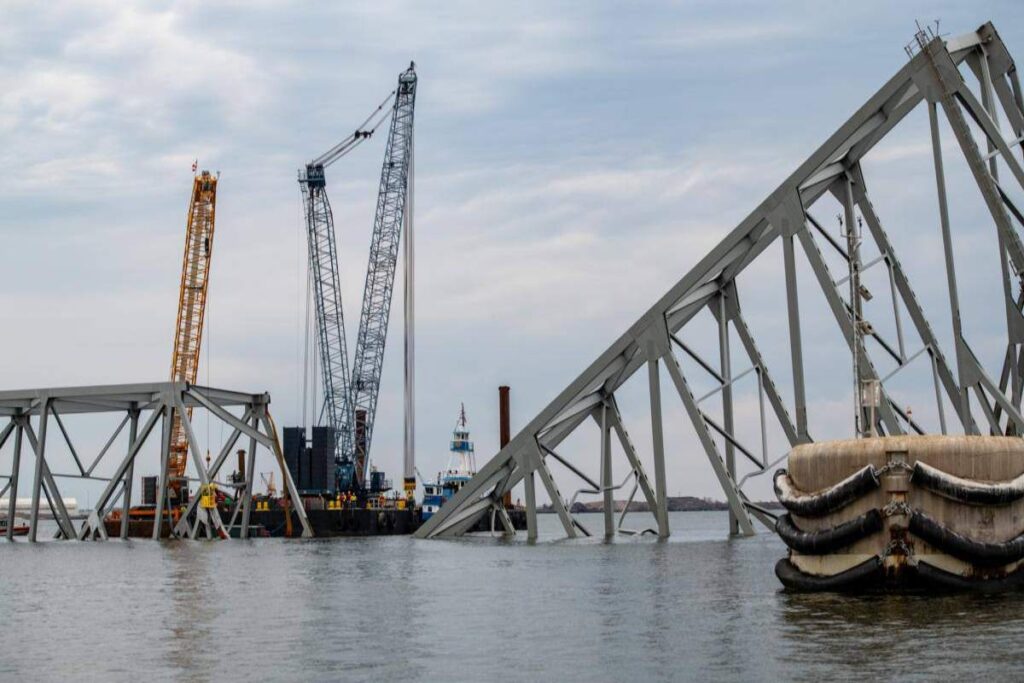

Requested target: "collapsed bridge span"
[{"left": 418, "top": 21, "right": 1024, "bottom": 540}]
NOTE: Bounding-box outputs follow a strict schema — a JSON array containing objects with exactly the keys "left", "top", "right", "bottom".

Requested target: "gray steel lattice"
[
  {"left": 299, "top": 166, "right": 355, "bottom": 475},
  {"left": 351, "top": 63, "right": 417, "bottom": 483},
  {"left": 0, "top": 382, "right": 313, "bottom": 541},
  {"left": 417, "top": 22, "right": 1024, "bottom": 540}
]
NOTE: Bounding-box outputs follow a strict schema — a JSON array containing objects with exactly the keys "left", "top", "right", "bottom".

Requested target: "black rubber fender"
[
  {"left": 775, "top": 556, "right": 883, "bottom": 592},
  {"left": 915, "top": 560, "right": 1024, "bottom": 592},
  {"left": 775, "top": 509, "right": 883, "bottom": 554},
  {"left": 911, "top": 460, "right": 1024, "bottom": 506},
  {"left": 774, "top": 465, "right": 879, "bottom": 517},
  {"left": 908, "top": 509, "right": 1024, "bottom": 566}
]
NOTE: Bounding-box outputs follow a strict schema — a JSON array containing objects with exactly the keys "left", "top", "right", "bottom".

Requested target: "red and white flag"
[{"left": 192, "top": 159, "right": 198, "bottom": 173}]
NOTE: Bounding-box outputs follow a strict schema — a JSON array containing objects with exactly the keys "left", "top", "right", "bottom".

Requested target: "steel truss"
[
  {"left": 300, "top": 167, "right": 356, "bottom": 470},
  {"left": 0, "top": 382, "right": 312, "bottom": 542},
  {"left": 351, "top": 64, "right": 417, "bottom": 483},
  {"left": 418, "top": 22, "right": 1024, "bottom": 540}
]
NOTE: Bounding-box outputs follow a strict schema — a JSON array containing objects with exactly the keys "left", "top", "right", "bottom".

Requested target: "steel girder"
[
  {"left": 0, "top": 382, "right": 313, "bottom": 541},
  {"left": 417, "top": 22, "right": 1024, "bottom": 540}
]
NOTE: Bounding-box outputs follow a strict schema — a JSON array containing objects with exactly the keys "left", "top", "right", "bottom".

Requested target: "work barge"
[{"left": 415, "top": 21, "right": 1024, "bottom": 589}]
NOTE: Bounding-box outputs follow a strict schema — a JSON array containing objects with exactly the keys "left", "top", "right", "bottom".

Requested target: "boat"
[
  {"left": 0, "top": 518, "right": 29, "bottom": 537},
  {"left": 422, "top": 404, "right": 477, "bottom": 521}
]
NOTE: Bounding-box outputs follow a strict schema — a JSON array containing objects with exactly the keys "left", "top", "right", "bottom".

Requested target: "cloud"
[
  {"left": 0, "top": 2, "right": 269, "bottom": 199},
  {"left": 648, "top": 20, "right": 808, "bottom": 51}
]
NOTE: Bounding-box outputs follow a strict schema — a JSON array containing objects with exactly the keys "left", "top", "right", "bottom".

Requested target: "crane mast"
[
  {"left": 299, "top": 164, "right": 355, "bottom": 489},
  {"left": 169, "top": 170, "right": 217, "bottom": 500},
  {"left": 351, "top": 64, "right": 417, "bottom": 483}
]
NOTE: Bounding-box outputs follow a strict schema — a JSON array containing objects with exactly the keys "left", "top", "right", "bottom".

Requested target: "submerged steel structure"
[
  {"left": 418, "top": 22, "right": 1024, "bottom": 540},
  {"left": 0, "top": 382, "right": 312, "bottom": 541}
]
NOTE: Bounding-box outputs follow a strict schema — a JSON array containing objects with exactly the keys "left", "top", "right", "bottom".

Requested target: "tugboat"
[{"left": 422, "top": 405, "right": 477, "bottom": 521}]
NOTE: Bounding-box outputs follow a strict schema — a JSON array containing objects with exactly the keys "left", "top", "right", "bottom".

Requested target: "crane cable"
[
  {"left": 296, "top": 182, "right": 307, "bottom": 428},
  {"left": 300, "top": 88, "right": 397, "bottom": 425},
  {"left": 310, "top": 89, "right": 397, "bottom": 168}
]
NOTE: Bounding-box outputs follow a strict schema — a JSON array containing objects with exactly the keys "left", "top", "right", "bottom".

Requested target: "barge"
[{"left": 104, "top": 403, "right": 526, "bottom": 538}]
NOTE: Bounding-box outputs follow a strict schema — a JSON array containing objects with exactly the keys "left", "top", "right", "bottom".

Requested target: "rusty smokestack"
[
  {"left": 355, "top": 408, "right": 368, "bottom": 484},
  {"left": 237, "top": 449, "right": 246, "bottom": 480},
  {"left": 499, "top": 385, "right": 512, "bottom": 507}
]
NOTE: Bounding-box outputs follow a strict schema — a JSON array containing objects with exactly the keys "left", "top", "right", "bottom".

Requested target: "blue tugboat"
[{"left": 422, "top": 405, "right": 477, "bottom": 521}]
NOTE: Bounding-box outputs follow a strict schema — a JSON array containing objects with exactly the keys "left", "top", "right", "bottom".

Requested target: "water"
[{"left": 3, "top": 511, "right": 1024, "bottom": 681}]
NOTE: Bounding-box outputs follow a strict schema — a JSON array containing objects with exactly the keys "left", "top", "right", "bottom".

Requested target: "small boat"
[
  {"left": 0, "top": 519, "right": 29, "bottom": 537},
  {"left": 422, "top": 404, "right": 477, "bottom": 521}
]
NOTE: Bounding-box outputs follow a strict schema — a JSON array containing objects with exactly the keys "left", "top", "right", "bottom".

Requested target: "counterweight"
[{"left": 168, "top": 171, "right": 217, "bottom": 497}]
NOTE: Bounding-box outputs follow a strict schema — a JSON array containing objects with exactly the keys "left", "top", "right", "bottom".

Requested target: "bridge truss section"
[
  {"left": 0, "top": 382, "right": 312, "bottom": 541},
  {"left": 418, "top": 22, "right": 1024, "bottom": 540}
]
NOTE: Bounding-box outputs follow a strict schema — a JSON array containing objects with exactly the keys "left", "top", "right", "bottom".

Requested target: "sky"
[{"left": 2, "top": 1, "right": 1024, "bottom": 511}]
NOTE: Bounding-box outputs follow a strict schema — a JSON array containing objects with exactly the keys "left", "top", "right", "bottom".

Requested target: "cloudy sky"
[{"left": 3, "top": 1, "right": 1024, "bottom": 509}]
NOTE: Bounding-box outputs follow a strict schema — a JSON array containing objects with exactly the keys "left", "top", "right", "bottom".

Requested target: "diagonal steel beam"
[
  {"left": 0, "top": 419, "right": 16, "bottom": 454},
  {"left": 22, "top": 419, "right": 76, "bottom": 540},
  {"left": 79, "top": 405, "right": 163, "bottom": 539},
  {"left": 50, "top": 406, "right": 85, "bottom": 476},
  {"left": 529, "top": 442, "right": 576, "bottom": 538},
  {"left": 850, "top": 166, "right": 972, "bottom": 432},
  {"left": 119, "top": 410, "right": 139, "bottom": 539},
  {"left": 663, "top": 348, "right": 755, "bottom": 536},
  {"left": 796, "top": 216, "right": 903, "bottom": 435},
  {"left": 257, "top": 411, "right": 313, "bottom": 538},
  {"left": 605, "top": 395, "right": 661, "bottom": 531},
  {"left": 86, "top": 413, "right": 130, "bottom": 476},
  {"left": 172, "top": 393, "right": 227, "bottom": 539},
  {"left": 730, "top": 308, "right": 801, "bottom": 447},
  {"left": 189, "top": 388, "right": 275, "bottom": 450}
]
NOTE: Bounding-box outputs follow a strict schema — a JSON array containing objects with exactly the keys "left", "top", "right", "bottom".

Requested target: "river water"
[{"left": 3, "top": 510, "right": 1024, "bottom": 681}]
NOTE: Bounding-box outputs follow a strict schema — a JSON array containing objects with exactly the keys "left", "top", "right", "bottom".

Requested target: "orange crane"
[{"left": 168, "top": 169, "right": 217, "bottom": 503}]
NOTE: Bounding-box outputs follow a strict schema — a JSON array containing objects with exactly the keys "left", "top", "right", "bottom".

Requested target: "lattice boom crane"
[
  {"left": 351, "top": 64, "right": 417, "bottom": 483},
  {"left": 169, "top": 170, "right": 217, "bottom": 500},
  {"left": 300, "top": 152, "right": 357, "bottom": 487},
  {"left": 299, "top": 63, "right": 417, "bottom": 491}
]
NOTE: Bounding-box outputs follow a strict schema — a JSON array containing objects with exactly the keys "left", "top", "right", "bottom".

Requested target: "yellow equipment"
[
  {"left": 199, "top": 483, "right": 218, "bottom": 510},
  {"left": 168, "top": 170, "right": 218, "bottom": 501}
]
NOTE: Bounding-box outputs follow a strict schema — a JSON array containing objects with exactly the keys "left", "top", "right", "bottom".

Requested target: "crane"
[
  {"left": 298, "top": 63, "right": 417, "bottom": 492},
  {"left": 351, "top": 64, "right": 417, "bottom": 484},
  {"left": 168, "top": 169, "right": 217, "bottom": 503}
]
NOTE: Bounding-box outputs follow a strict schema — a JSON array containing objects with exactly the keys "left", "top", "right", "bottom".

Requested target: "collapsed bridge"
[{"left": 417, "top": 21, "right": 1024, "bottom": 540}]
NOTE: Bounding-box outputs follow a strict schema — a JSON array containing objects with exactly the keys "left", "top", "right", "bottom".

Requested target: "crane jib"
[
  {"left": 168, "top": 171, "right": 217, "bottom": 500},
  {"left": 299, "top": 177, "right": 355, "bottom": 475}
]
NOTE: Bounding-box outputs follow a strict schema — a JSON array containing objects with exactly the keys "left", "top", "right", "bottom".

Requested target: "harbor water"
[{"left": 3, "top": 511, "right": 1024, "bottom": 681}]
